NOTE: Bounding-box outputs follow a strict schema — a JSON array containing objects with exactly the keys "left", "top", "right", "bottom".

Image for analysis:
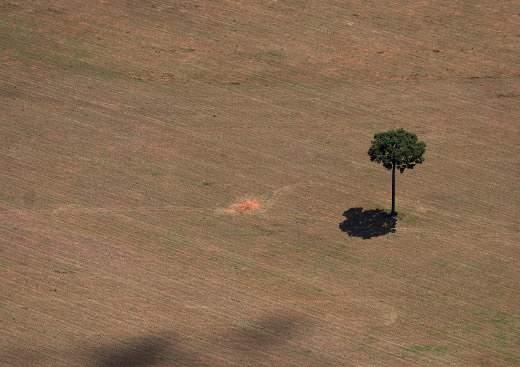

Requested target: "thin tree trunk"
[{"left": 391, "top": 162, "right": 396, "bottom": 216}]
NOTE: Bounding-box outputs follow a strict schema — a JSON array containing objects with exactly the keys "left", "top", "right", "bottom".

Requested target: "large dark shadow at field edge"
[
  {"left": 339, "top": 207, "right": 397, "bottom": 239},
  {"left": 93, "top": 334, "right": 199, "bottom": 367},
  {"left": 90, "top": 312, "right": 309, "bottom": 367}
]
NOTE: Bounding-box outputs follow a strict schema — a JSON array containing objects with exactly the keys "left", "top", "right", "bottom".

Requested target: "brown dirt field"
[{"left": 1, "top": 1, "right": 519, "bottom": 366}]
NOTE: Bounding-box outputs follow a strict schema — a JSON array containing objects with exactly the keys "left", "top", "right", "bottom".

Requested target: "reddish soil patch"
[{"left": 224, "top": 198, "right": 262, "bottom": 214}]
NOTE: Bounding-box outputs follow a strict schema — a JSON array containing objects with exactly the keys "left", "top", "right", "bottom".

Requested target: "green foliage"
[{"left": 368, "top": 128, "right": 426, "bottom": 173}]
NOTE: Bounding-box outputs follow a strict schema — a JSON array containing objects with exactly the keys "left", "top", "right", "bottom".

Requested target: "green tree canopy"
[
  {"left": 368, "top": 128, "right": 426, "bottom": 173},
  {"left": 368, "top": 128, "right": 426, "bottom": 216}
]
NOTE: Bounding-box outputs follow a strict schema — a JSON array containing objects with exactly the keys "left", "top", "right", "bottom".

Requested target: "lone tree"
[{"left": 368, "top": 128, "right": 426, "bottom": 216}]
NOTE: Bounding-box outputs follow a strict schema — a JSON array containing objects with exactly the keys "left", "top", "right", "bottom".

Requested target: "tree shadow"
[{"left": 339, "top": 207, "right": 397, "bottom": 239}]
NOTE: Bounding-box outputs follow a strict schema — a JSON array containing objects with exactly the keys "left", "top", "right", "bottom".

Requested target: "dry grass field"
[{"left": 1, "top": 1, "right": 519, "bottom": 366}]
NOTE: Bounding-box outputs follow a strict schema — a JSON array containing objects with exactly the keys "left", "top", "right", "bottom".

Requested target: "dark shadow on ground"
[
  {"left": 4, "top": 314, "right": 311, "bottom": 366},
  {"left": 339, "top": 207, "right": 397, "bottom": 239},
  {"left": 89, "top": 312, "right": 309, "bottom": 367},
  {"left": 222, "top": 313, "right": 308, "bottom": 353},
  {"left": 93, "top": 333, "right": 199, "bottom": 367},
  {"left": 94, "top": 336, "right": 167, "bottom": 367}
]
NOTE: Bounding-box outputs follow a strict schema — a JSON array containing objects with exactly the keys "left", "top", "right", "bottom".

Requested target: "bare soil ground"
[{"left": 1, "top": 1, "right": 519, "bottom": 366}]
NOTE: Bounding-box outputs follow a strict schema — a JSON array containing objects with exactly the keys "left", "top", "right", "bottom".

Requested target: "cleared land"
[{"left": 1, "top": 1, "right": 519, "bottom": 366}]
